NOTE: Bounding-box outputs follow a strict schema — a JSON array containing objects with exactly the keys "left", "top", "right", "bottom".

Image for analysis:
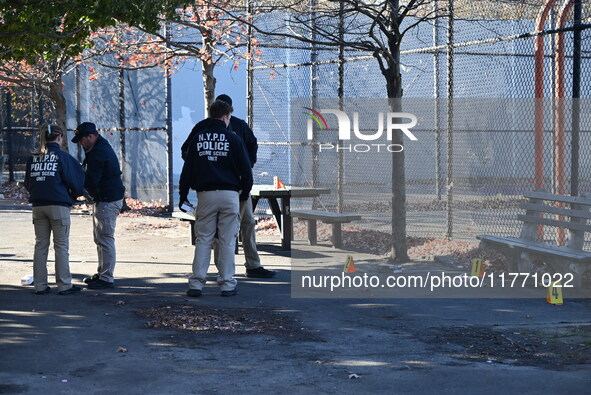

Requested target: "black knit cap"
[{"left": 215, "top": 94, "right": 232, "bottom": 106}]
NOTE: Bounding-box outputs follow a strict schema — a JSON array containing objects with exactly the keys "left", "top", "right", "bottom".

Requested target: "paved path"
[{"left": 1, "top": 199, "right": 590, "bottom": 394}]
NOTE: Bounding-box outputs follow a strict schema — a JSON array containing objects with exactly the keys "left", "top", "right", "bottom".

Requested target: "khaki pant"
[
  {"left": 93, "top": 200, "right": 123, "bottom": 283},
  {"left": 32, "top": 205, "right": 73, "bottom": 292},
  {"left": 238, "top": 196, "right": 261, "bottom": 270},
  {"left": 213, "top": 196, "right": 261, "bottom": 270},
  {"left": 189, "top": 190, "right": 239, "bottom": 292}
]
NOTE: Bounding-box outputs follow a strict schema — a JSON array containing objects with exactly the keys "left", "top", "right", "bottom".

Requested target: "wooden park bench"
[
  {"left": 172, "top": 211, "right": 196, "bottom": 245},
  {"left": 290, "top": 209, "right": 362, "bottom": 249},
  {"left": 172, "top": 210, "right": 240, "bottom": 253},
  {"left": 477, "top": 191, "right": 591, "bottom": 287}
]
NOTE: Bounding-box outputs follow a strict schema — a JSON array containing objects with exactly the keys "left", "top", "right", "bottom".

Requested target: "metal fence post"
[
  {"left": 75, "top": 64, "right": 83, "bottom": 162},
  {"left": 310, "top": 0, "right": 319, "bottom": 208},
  {"left": 337, "top": 1, "right": 345, "bottom": 213},
  {"left": 446, "top": 0, "right": 454, "bottom": 238},
  {"left": 118, "top": 69, "right": 126, "bottom": 186},
  {"left": 165, "top": 21, "right": 174, "bottom": 211},
  {"left": 433, "top": 0, "right": 443, "bottom": 201},
  {"left": 571, "top": 0, "right": 582, "bottom": 196},
  {"left": 246, "top": 0, "right": 253, "bottom": 129},
  {"left": 6, "top": 90, "right": 14, "bottom": 183}
]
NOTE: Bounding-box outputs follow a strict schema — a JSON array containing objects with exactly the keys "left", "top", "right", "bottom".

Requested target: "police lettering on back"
[
  {"left": 29, "top": 153, "right": 58, "bottom": 181},
  {"left": 196, "top": 132, "right": 230, "bottom": 161}
]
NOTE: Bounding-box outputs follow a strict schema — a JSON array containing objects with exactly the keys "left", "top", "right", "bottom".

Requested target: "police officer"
[
  {"left": 25, "top": 124, "right": 85, "bottom": 295},
  {"left": 179, "top": 100, "right": 253, "bottom": 297},
  {"left": 71, "top": 122, "right": 125, "bottom": 290},
  {"left": 180, "top": 94, "right": 275, "bottom": 278}
]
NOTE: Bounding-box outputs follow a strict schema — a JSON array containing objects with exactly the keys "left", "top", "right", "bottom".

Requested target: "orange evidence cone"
[
  {"left": 343, "top": 255, "right": 356, "bottom": 273},
  {"left": 274, "top": 176, "right": 286, "bottom": 189}
]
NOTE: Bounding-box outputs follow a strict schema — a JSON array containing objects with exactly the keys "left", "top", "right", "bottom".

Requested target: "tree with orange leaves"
[
  {"left": 93, "top": 0, "right": 256, "bottom": 117},
  {"left": 0, "top": 0, "right": 187, "bottom": 130}
]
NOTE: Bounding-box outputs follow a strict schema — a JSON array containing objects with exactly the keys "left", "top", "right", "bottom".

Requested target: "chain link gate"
[{"left": 248, "top": 0, "right": 591, "bottom": 247}]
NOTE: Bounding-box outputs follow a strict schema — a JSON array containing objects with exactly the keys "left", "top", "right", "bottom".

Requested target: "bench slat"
[
  {"left": 524, "top": 191, "right": 591, "bottom": 206},
  {"left": 517, "top": 214, "right": 591, "bottom": 232},
  {"left": 291, "top": 209, "right": 361, "bottom": 223},
  {"left": 172, "top": 211, "right": 195, "bottom": 221},
  {"left": 291, "top": 209, "right": 361, "bottom": 248},
  {"left": 519, "top": 202, "right": 591, "bottom": 219},
  {"left": 477, "top": 235, "right": 591, "bottom": 261}
]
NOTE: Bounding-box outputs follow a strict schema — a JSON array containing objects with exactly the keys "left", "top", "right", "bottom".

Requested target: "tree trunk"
[
  {"left": 48, "top": 78, "right": 68, "bottom": 152},
  {"left": 202, "top": 61, "right": 216, "bottom": 117},
  {"left": 385, "top": 53, "right": 409, "bottom": 262}
]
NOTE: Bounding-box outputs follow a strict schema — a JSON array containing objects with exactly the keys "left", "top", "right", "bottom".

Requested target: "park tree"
[
  {"left": 0, "top": 0, "right": 186, "bottom": 130},
  {"left": 227, "top": 0, "right": 444, "bottom": 261},
  {"left": 95, "top": 0, "right": 255, "bottom": 117}
]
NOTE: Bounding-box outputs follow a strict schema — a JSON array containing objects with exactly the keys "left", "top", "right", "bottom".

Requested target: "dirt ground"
[{"left": 1, "top": 198, "right": 590, "bottom": 394}]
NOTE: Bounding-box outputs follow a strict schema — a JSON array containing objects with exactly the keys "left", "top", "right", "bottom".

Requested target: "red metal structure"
[{"left": 554, "top": 0, "right": 574, "bottom": 244}]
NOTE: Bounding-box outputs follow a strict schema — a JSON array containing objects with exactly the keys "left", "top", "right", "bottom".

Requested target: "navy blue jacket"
[
  {"left": 179, "top": 119, "right": 253, "bottom": 200},
  {"left": 181, "top": 116, "right": 257, "bottom": 167},
  {"left": 25, "top": 142, "right": 85, "bottom": 207},
  {"left": 83, "top": 135, "right": 125, "bottom": 203}
]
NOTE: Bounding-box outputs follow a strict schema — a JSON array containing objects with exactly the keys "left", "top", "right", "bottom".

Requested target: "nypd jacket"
[
  {"left": 179, "top": 119, "right": 253, "bottom": 200},
  {"left": 181, "top": 116, "right": 257, "bottom": 167},
  {"left": 83, "top": 135, "right": 125, "bottom": 203},
  {"left": 25, "top": 142, "right": 85, "bottom": 207}
]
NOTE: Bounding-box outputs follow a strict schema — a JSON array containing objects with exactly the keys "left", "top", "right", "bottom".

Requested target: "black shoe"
[
  {"left": 186, "top": 289, "right": 202, "bottom": 298},
  {"left": 220, "top": 289, "right": 238, "bottom": 297},
  {"left": 246, "top": 267, "right": 276, "bottom": 278},
  {"left": 58, "top": 285, "right": 82, "bottom": 295},
  {"left": 35, "top": 286, "right": 51, "bottom": 295},
  {"left": 83, "top": 273, "right": 100, "bottom": 284},
  {"left": 87, "top": 279, "right": 114, "bottom": 289}
]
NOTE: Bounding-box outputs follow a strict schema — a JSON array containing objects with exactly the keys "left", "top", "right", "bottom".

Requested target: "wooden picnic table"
[{"left": 251, "top": 184, "right": 331, "bottom": 250}]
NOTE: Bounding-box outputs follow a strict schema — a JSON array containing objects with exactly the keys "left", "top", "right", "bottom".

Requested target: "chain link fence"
[
  {"left": 249, "top": 0, "right": 591, "bottom": 245},
  {"left": 1, "top": 62, "right": 173, "bottom": 206},
  {"left": 0, "top": 88, "right": 43, "bottom": 184}
]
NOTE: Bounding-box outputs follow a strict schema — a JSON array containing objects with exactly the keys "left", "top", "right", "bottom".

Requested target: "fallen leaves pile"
[
  {"left": 255, "top": 218, "right": 279, "bottom": 234},
  {"left": 0, "top": 182, "right": 167, "bottom": 216},
  {"left": 0, "top": 182, "right": 28, "bottom": 200},
  {"left": 341, "top": 196, "right": 526, "bottom": 213},
  {"left": 125, "top": 222, "right": 180, "bottom": 232},
  {"left": 139, "top": 305, "right": 305, "bottom": 335},
  {"left": 430, "top": 325, "right": 591, "bottom": 368},
  {"left": 255, "top": 219, "right": 399, "bottom": 254},
  {"left": 445, "top": 242, "right": 509, "bottom": 272},
  {"left": 69, "top": 197, "right": 167, "bottom": 217},
  {"left": 256, "top": 217, "right": 505, "bottom": 265},
  {"left": 255, "top": 216, "right": 517, "bottom": 274},
  {"left": 119, "top": 198, "right": 167, "bottom": 217},
  {"left": 342, "top": 228, "right": 433, "bottom": 256},
  {"left": 410, "top": 238, "right": 478, "bottom": 261}
]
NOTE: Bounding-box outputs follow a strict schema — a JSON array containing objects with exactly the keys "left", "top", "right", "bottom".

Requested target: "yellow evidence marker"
[
  {"left": 470, "top": 258, "right": 484, "bottom": 277},
  {"left": 546, "top": 281, "right": 563, "bottom": 305}
]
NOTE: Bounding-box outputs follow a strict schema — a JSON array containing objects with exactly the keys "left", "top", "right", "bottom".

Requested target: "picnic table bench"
[
  {"left": 172, "top": 211, "right": 196, "bottom": 245},
  {"left": 477, "top": 191, "right": 591, "bottom": 287},
  {"left": 290, "top": 209, "right": 362, "bottom": 249},
  {"left": 172, "top": 210, "right": 240, "bottom": 253}
]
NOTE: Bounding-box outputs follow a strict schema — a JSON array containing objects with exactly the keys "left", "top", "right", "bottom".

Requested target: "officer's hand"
[
  {"left": 179, "top": 196, "right": 188, "bottom": 212},
  {"left": 239, "top": 192, "right": 249, "bottom": 201},
  {"left": 84, "top": 191, "right": 94, "bottom": 204}
]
